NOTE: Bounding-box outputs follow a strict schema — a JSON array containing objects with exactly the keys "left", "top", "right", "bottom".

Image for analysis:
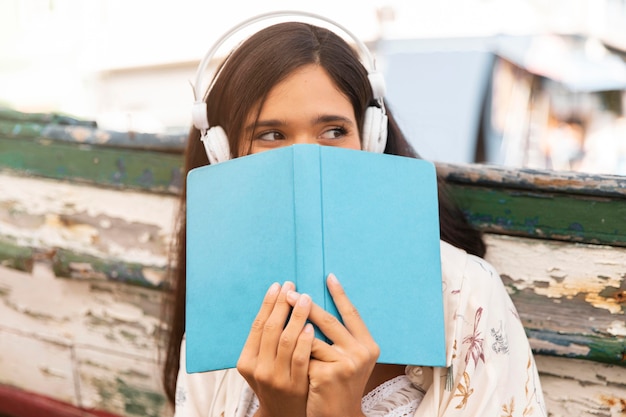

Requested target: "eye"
[
  {"left": 320, "top": 127, "right": 347, "bottom": 140},
  {"left": 256, "top": 131, "right": 284, "bottom": 141}
]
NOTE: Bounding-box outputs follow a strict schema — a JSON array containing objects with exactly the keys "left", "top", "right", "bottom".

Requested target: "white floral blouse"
[{"left": 174, "top": 241, "right": 547, "bottom": 417}]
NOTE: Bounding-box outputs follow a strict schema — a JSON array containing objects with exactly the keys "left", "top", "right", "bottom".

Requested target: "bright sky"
[
  {"left": 0, "top": 0, "right": 558, "bottom": 68},
  {"left": 0, "top": 0, "right": 594, "bottom": 119}
]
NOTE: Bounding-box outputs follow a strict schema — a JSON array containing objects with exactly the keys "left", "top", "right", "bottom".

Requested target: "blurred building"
[
  {"left": 490, "top": 34, "right": 626, "bottom": 175},
  {"left": 380, "top": 31, "right": 626, "bottom": 175},
  {"left": 378, "top": 0, "right": 626, "bottom": 173}
]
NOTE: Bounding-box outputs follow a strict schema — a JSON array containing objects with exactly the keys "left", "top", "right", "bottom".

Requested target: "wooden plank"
[
  {"left": 0, "top": 263, "right": 169, "bottom": 417},
  {"left": 535, "top": 356, "right": 626, "bottom": 417},
  {"left": 1, "top": 111, "right": 625, "bottom": 417},
  {"left": 0, "top": 172, "right": 175, "bottom": 287},
  {"left": 0, "top": 384, "right": 122, "bottom": 417},
  {"left": 0, "top": 236, "right": 166, "bottom": 288},
  {"left": 0, "top": 108, "right": 186, "bottom": 193},
  {"left": 438, "top": 163, "right": 626, "bottom": 246},
  {"left": 437, "top": 162, "right": 626, "bottom": 197},
  {"left": 484, "top": 234, "right": 626, "bottom": 366},
  {"left": 0, "top": 330, "right": 77, "bottom": 406},
  {"left": 0, "top": 137, "right": 184, "bottom": 194},
  {"left": 0, "top": 108, "right": 98, "bottom": 126},
  {"left": 39, "top": 124, "right": 186, "bottom": 152},
  {"left": 0, "top": 108, "right": 185, "bottom": 151},
  {"left": 75, "top": 347, "right": 169, "bottom": 417},
  {"left": 0, "top": 263, "right": 166, "bottom": 359}
]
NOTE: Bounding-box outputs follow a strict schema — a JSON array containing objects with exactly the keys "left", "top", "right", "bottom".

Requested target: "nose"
[{"left": 292, "top": 134, "right": 318, "bottom": 145}]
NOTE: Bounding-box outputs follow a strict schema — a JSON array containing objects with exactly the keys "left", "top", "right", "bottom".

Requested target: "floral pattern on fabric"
[
  {"left": 413, "top": 243, "right": 546, "bottom": 417},
  {"left": 453, "top": 372, "right": 474, "bottom": 409},
  {"left": 463, "top": 307, "right": 485, "bottom": 367},
  {"left": 175, "top": 385, "right": 188, "bottom": 407},
  {"left": 491, "top": 322, "right": 510, "bottom": 354}
]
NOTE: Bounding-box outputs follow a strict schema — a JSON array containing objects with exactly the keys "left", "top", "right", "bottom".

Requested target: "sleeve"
[
  {"left": 173, "top": 336, "right": 247, "bottom": 417},
  {"left": 414, "top": 242, "right": 547, "bottom": 417}
]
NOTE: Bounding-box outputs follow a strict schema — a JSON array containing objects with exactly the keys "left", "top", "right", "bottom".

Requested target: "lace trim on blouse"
[
  {"left": 362, "top": 375, "right": 425, "bottom": 417},
  {"left": 239, "top": 375, "right": 425, "bottom": 417}
]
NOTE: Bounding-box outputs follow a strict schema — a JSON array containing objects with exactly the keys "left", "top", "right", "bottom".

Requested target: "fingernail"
[
  {"left": 281, "top": 281, "right": 294, "bottom": 292},
  {"left": 303, "top": 323, "right": 314, "bottom": 333},
  {"left": 327, "top": 273, "right": 338, "bottom": 284},
  {"left": 267, "top": 282, "right": 280, "bottom": 295},
  {"left": 286, "top": 290, "right": 299, "bottom": 303},
  {"left": 298, "top": 293, "right": 311, "bottom": 306}
]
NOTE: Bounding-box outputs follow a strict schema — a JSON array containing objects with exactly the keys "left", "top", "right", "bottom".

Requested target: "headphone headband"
[
  {"left": 192, "top": 11, "right": 389, "bottom": 162},
  {"left": 191, "top": 10, "right": 386, "bottom": 131}
]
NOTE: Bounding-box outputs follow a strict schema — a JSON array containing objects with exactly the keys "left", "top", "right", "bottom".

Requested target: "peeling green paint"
[
  {"left": 119, "top": 329, "right": 139, "bottom": 343},
  {"left": 448, "top": 184, "right": 626, "bottom": 246},
  {"left": 527, "top": 328, "right": 626, "bottom": 366},
  {"left": 52, "top": 249, "right": 166, "bottom": 289},
  {"left": 0, "top": 137, "right": 184, "bottom": 194},
  {"left": 91, "top": 377, "right": 166, "bottom": 417},
  {"left": 0, "top": 236, "right": 34, "bottom": 272}
]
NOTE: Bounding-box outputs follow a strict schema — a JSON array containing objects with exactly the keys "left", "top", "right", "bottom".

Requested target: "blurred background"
[
  {"left": 1, "top": 0, "right": 626, "bottom": 173},
  {"left": 1, "top": 3, "right": 625, "bottom": 417}
]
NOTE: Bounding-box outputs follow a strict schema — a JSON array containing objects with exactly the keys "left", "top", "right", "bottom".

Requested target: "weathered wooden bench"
[
  {"left": 438, "top": 163, "right": 626, "bottom": 416},
  {"left": 0, "top": 109, "right": 624, "bottom": 417}
]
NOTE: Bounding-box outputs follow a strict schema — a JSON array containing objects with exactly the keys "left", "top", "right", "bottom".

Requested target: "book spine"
[{"left": 292, "top": 145, "right": 327, "bottom": 339}]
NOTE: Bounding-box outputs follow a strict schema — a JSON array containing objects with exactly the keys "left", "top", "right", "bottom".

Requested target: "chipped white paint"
[
  {"left": 484, "top": 234, "right": 626, "bottom": 314},
  {"left": 536, "top": 356, "right": 626, "bottom": 417},
  {"left": 608, "top": 320, "right": 626, "bottom": 337},
  {"left": 0, "top": 173, "right": 175, "bottom": 226},
  {"left": 0, "top": 263, "right": 170, "bottom": 416},
  {"left": 529, "top": 338, "right": 591, "bottom": 357},
  {"left": 484, "top": 233, "right": 626, "bottom": 416},
  {"left": 0, "top": 329, "right": 77, "bottom": 405},
  {"left": 0, "top": 172, "right": 178, "bottom": 270}
]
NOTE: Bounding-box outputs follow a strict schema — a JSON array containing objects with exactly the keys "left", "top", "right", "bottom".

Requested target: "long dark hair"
[{"left": 161, "top": 21, "right": 485, "bottom": 406}]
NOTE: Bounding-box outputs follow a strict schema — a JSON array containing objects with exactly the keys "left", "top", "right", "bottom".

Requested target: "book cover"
[{"left": 185, "top": 144, "right": 445, "bottom": 373}]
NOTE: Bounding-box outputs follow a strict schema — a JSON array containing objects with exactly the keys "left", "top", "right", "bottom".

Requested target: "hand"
[
  {"left": 287, "top": 274, "right": 380, "bottom": 417},
  {"left": 237, "top": 281, "right": 315, "bottom": 417}
]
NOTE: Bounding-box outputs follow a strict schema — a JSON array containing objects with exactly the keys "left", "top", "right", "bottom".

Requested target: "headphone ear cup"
[
  {"left": 362, "top": 106, "right": 388, "bottom": 153},
  {"left": 201, "top": 126, "right": 231, "bottom": 164}
]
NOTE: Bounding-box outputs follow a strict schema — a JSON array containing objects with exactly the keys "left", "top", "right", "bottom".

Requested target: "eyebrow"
[{"left": 245, "top": 114, "right": 355, "bottom": 133}]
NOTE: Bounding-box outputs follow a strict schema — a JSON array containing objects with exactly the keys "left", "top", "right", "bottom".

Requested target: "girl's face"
[{"left": 241, "top": 64, "right": 361, "bottom": 155}]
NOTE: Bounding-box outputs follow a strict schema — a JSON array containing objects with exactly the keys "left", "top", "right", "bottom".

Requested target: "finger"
[
  {"left": 285, "top": 289, "right": 300, "bottom": 307},
  {"left": 284, "top": 292, "right": 343, "bottom": 363},
  {"left": 257, "top": 281, "right": 296, "bottom": 360},
  {"left": 326, "top": 273, "right": 374, "bottom": 343},
  {"left": 290, "top": 322, "right": 314, "bottom": 382},
  {"left": 306, "top": 294, "right": 353, "bottom": 345},
  {"left": 239, "top": 281, "right": 281, "bottom": 360},
  {"left": 275, "top": 292, "right": 312, "bottom": 367},
  {"left": 309, "top": 335, "right": 339, "bottom": 362}
]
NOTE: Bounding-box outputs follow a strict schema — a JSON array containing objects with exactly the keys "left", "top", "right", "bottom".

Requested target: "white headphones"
[{"left": 191, "top": 11, "right": 388, "bottom": 165}]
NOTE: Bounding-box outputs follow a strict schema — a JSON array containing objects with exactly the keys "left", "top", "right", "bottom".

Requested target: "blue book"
[{"left": 185, "top": 144, "right": 445, "bottom": 373}]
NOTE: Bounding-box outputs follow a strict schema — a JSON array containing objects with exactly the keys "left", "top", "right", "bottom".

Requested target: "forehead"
[{"left": 258, "top": 64, "right": 354, "bottom": 118}]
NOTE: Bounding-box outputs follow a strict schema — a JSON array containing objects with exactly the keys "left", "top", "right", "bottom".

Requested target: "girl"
[{"left": 162, "top": 13, "right": 546, "bottom": 417}]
